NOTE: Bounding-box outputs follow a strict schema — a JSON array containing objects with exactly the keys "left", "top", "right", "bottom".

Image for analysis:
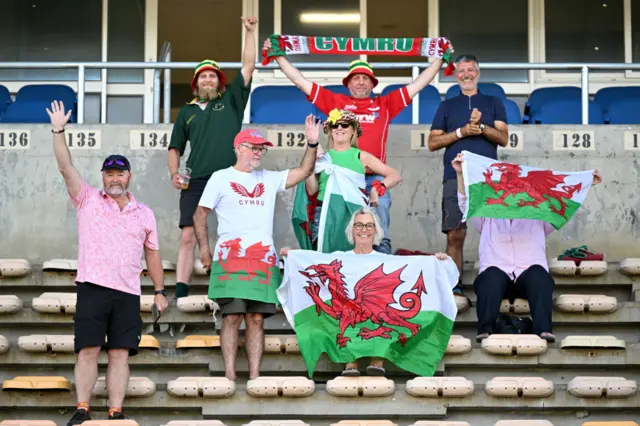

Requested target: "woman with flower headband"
[{"left": 306, "top": 108, "right": 402, "bottom": 250}]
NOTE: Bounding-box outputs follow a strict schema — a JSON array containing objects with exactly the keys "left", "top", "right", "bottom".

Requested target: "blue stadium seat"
[
  {"left": 0, "top": 85, "right": 11, "bottom": 117},
  {"left": 445, "top": 83, "right": 506, "bottom": 100},
  {"left": 14, "top": 84, "right": 77, "bottom": 123},
  {"left": 606, "top": 98, "right": 640, "bottom": 124},
  {"left": 418, "top": 100, "right": 441, "bottom": 124},
  {"left": 322, "top": 85, "right": 352, "bottom": 96},
  {"left": 0, "top": 100, "right": 54, "bottom": 123},
  {"left": 503, "top": 99, "right": 522, "bottom": 125},
  {"left": 250, "top": 86, "right": 314, "bottom": 124},
  {"left": 535, "top": 99, "right": 604, "bottom": 125},
  {"left": 595, "top": 86, "right": 640, "bottom": 115},
  {"left": 382, "top": 84, "right": 440, "bottom": 102},
  {"left": 523, "top": 86, "right": 581, "bottom": 123}
]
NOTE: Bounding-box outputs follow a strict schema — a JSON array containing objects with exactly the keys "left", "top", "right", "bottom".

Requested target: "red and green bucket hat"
[
  {"left": 190, "top": 59, "right": 226, "bottom": 92},
  {"left": 342, "top": 60, "right": 379, "bottom": 88}
]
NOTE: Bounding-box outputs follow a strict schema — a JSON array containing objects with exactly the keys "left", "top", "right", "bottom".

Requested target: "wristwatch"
[
  {"left": 479, "top": 123, "right": 486, "bottom": 131},
  {"left": 154, "top": 289, "right": 167, "bottom": 296}
]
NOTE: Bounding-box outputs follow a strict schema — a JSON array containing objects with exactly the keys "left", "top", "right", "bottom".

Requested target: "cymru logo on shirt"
[{"left": 231, "top": 182, "right": 265, "bottom": 206}]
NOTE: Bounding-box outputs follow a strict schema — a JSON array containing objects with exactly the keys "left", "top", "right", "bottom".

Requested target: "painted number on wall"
[
  {"left": 267, "top": 129, "right": 307, "bottom": 149},
  {"left": 66, "top": 130, "right": 101, "bottom": 149},
  {"left": 0, "top": 130, "right": 30, "bottom": 149},
  {"left": 410, "top": 130, "right": 429, "bottom": 150},
  {"left": 129, "top": 130, "right": 169, "bottom": 150},
  {"left": 552, "top": 131, "right": 595, "bottom": 151},
  {"left": 503, "top": 131, "right": 524, "bottom": 151},
  {"left": 624, "top": 132, "right": 640, "bottom": 150}
]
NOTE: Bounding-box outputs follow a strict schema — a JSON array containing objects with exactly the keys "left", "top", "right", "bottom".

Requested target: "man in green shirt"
[{"left": 168, "top": 16, "right": 257, "bottom": 300}]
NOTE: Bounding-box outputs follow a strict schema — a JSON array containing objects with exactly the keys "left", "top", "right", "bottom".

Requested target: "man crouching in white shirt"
[{"left": 193, "top": 115, "right": 320, "bottom": 382}]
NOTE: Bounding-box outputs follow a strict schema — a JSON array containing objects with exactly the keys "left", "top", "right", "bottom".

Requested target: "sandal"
[
  {"left": 366, "top": 365, "right": 386, "bottom": 376},
  {"left": 540, "top": 332, "right": 556, "bottom": 343},
  {"left": 558, "top": 245, "right": 604, "bottom": 266},
  {"left": 475, "top": 333, "right": 489, "bottom": 343},
  {"left": 341, "top": 367, "right": 360, "bottom": 377}
]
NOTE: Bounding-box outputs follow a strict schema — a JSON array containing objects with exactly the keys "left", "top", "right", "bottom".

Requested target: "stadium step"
[
  {"left": 247, "top": 376, "right": 315, "bottom": 398},
  {"left": 553, "top": 294, "right": 618, "bottom": 313},
  {"left": 495, "top": 422, "right": 554, "bottom": 426},
  {"left": 481, "top": 334, "right": 547, "bottom": 356},
  {"left": 500, "top": 298, "right": 530, "bottom": 314},
  {"left": 31, "top": 292, "right": 76, "bottom": 314},
  {"left": 582, "top": 422, "right": 639, "bottom": 426},
  {"left": 326, "top": 377, "right": 394, "bottom": 397},
  {"left": 246, "top": 422, "right": 308, "bottom": 426},
  {"left": 619, "top": 258, "right": 640, "bottom": 276},
  {"left": 42, "top": 259, "right": 77, "bottom": 272},
  {"left": 0, "top": 421, "right": 57, "bottom": 426},
  {"left": 2, "top": 376, "right": 72, "bottom": 391},
  {"left": 176, "top": 335, "right": 220, "bottom": 349},
  {"left": 455, "top": 295, "right": 470, "bottom": 313},
  {"left": 560, "top": 335, "right": 626, "bottom": 349},
  {"left": 405, "top": 376, "right": 475, "bottom": 398},
  {"left": 412, "top": 422, "right": 471, "bottom": 426},
  {"left": 141, "top": 260, "right": 177, "bottom": 271},
  {"left": 81, "top": 422, "right": 139, "bottom": 426},
  {"left": 264, "top": 335, "right": 300, "bottom": 353},
  {"left": 167, "top": 376, "right": 235, "bottom": 398},
  {"left": 485, "top": 377, "right": 554, "bottom": 398},
  {"left": 568, "top": 376, "right": 637, "bottom": 398},
  {"left": 161, "top": 422, "right": 227, "bottom": 426},
  {"left": 0, "top": 259, "right": 32, "bottom": 278},
  {"left": 139, "top": 335, "right": 161, "bottom": 349},
  {"left": 93, "top": 376, "right": 156, "bottom": 397},
  {"left": 549, "top": 260, "right": 608, "bottom": 276},
  {"left": 0, "top": 295, "right": 23, "bottom": 313}
]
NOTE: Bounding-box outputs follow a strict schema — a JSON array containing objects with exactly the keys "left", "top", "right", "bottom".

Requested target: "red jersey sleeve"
[
  {"left": 308, "top": 83, "right": 347, "bottom": 115},
  {"left": 382, "top": 85, "right": 412, "bottom": 119}
]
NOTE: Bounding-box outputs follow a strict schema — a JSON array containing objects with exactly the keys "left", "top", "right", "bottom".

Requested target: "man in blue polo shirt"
[{"left": 428, "top": 54, "right": 508, "bottom": 292}]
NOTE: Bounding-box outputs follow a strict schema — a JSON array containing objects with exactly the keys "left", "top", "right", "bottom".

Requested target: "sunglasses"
[
  {"left": 104, "top": 159, "right": 126, "bottom": 167},
  {"left": 241, "top": 143, "right": 268, "bottom": 155},
  {"left": 330, "top": 122, "right": 351, "bottom": 129},
  {"left": 354, "top": 222, "right": 375, "bottom": 230}
]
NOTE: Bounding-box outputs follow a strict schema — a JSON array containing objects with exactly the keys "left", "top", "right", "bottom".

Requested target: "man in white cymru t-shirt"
[{"left": 194, "top": 116, "right": 320, "bottom": 382}]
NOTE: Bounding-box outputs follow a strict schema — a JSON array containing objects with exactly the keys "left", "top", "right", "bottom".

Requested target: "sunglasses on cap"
[
  {"left": 454, "top": 54, "right": 479, "bottom": 64},
  {"left": 330, "top": 122, "right": 352, "bottom": 129},
  {"left": 104, "top": 159, "right": 126, "bottom": 167}
]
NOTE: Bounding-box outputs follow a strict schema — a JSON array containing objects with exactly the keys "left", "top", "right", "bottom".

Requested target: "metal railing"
[{"left": 0, "top": 61, "right": 639, "bottom": 125}]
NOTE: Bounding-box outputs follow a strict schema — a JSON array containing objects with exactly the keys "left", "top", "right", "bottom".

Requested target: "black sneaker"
[
  {"left": 67, "top": 409, "right": 91, "bottom": 426},
  {"left": 109, "top": 411, "right": 130, "bottom": 420}
]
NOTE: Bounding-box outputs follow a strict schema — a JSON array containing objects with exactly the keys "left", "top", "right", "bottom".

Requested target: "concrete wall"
[{"left": 0, "top": 124, "right": 638, "bottom": 262}]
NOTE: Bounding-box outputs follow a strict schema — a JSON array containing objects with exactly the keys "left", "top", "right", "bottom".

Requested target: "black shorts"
[
  {"left": 217, "top": 298, "right": 277, "bottom": 318},
  {"left": 179, "top": 176, "right": 210, "bottom": 228},
  {"left": 74, "top": 282, "right": 142, "bottom": 356},
  {"left": 441, "top": 178, "right": 467, "bottom": 233}
]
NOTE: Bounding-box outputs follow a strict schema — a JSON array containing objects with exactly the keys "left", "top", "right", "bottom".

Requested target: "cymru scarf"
[{"left": 262, "top": 34, "right": 456, "bottom": 75}]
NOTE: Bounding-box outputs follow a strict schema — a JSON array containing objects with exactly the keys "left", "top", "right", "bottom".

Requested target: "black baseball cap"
[{"left": 101, "top": 154, "right": 131, "bottom": 171}]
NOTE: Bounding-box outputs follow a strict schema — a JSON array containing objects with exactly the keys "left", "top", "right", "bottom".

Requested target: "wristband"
[
  {"left": 455, "top": 128, "right": 463, "bottom": 139},
  {"left": 51, "top": 128, "right": 65, "bottom": 134},
  {"left": 372, "top": 180, "right": 387, "bottom": 197},
  {"left": 307, "top": 142, "right": 319, "bottom": 148}
]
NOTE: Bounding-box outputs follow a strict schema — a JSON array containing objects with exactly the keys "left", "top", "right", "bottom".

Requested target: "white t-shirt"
[
  {"left": 199, "top": 166, "right": 289, "bottom": 242},
  {"left": 345, "top": 250, "right": 378, "bottom": 255}
]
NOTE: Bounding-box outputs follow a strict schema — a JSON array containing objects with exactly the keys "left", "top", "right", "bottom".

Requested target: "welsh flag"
[
  {"left": 461, "top": 150, "right": 594, "bottom": 230},
  {"left": 292, "top": 155, "right": 368, "bottom": 253},
  {"left": 277, "top": 250, "right": 460, "bottom": 377},
  {"left": 209, "top": 234, "right": 281, "bottom": 304}
]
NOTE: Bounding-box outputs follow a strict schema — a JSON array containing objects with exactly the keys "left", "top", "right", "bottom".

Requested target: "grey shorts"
[
  {"left": 442, "top": 178, "right": 467, "bottom": 233},
  {"left": 217, "top": 298, "right": 277, "bottom": 318}
]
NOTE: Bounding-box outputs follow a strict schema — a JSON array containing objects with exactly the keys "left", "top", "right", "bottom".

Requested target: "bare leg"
[
  {"left": 221, "top": 314, "right": 243, "bottom": 381},
  {"left": 446, "top": 229, "right": 467, "bottom": 279},
  {"left": 74, "top": 347, "right": 101, "bottom": 404},
  {"left": 345, "top": 361, "right": 358, "bottom": 370},
  {"left": 105, "top": 349, "right": 129, "bottom": 409},
  {"left": 369, "top": 357, "right": 384, "bottom": 368},
  {"left": 176, "top": 227, "right": 197, "bottom": 284},
  {"left": 245, "top": 313, "right": 265, "bottom": 380}
]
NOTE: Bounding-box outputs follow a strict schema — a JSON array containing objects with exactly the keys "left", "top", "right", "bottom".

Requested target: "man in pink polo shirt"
[{"left": 47, "top": 101, "right": 169, "bottom": 425}]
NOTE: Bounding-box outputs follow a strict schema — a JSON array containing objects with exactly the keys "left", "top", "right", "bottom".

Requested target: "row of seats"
[
  {"left": 3, "top": 374, "right": 637, "bottom": 399},
  {"left": 0, "top": 333, "right": 626, "bottom": 356},
  {"left": 0, "top": 84, "right": 76, "bottom": 123},
  {"left": 4, "top": 258, "right": 640, "bottom": 278},
  {"left": 0, "top": 292, "right": 621, "bottom": 315},
  {"left": 3, "top": 421, "right": 635, "bottom": 426}
]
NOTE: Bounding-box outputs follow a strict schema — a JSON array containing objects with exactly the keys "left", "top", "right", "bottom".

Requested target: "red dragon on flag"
[{"left": 300, "top": 260, "right": 427, "bottom": 348}]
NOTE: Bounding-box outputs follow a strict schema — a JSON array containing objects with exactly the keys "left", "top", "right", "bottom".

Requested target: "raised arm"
[
  {"left": 47, "top": 101, "right": 82, "bottom": 198},
  {"left": 285, "top": 115, "right": 319, "bottom": 189},
  {"left": 406, "top": 59, "right": 443, "bottom": 99},
  {"left": 241, "top": 17, "right": 258, "bottom": 85},
  {"left": 263, "top": 39, "right": 313, "bottom": 96},
  {"left": 193, "top": 206, "right": 213, "bottom": 270}
]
